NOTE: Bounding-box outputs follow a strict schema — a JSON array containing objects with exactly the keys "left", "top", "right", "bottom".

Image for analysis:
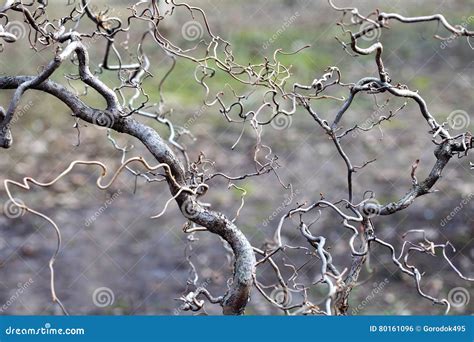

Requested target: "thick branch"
[{"left": 0, "top": 76, "right": 255, "bottom": 315}]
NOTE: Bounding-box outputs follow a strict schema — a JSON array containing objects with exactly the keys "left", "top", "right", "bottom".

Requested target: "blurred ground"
[{"left": 0, "top": 0, "right": 472, "bottom": 315}]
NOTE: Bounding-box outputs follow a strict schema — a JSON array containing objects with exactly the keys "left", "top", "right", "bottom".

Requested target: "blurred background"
[{"left": 0, "top": 0, "right": 472, "bottom": 315}]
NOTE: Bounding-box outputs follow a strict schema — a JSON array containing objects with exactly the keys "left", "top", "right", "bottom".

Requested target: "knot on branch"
[{"left": 437, "top": 131, "right": 473, "bottom": 157}]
